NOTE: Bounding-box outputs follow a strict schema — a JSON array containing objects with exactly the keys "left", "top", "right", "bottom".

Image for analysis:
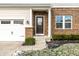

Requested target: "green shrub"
[
  {"left": 63, "top": 35, "right": 72, "bottom": 40},
  {"left": 72, "top": 35, "right": 79, "bottom": 40},
  {"left": 24, "top": 37, "right": 35, "bottom": 45},
  {"left": 52, "top": 35, "right": 79, "bottom": 40},
  {"left": 52, "top": 35, "right": 63, "bottom": 40}
]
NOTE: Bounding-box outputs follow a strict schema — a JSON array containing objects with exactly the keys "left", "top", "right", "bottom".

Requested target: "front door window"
[{"left": 35, "top": 16, "right": 44, "bottom": 34}]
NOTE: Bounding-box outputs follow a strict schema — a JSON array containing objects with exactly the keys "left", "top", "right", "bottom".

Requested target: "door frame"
[{"left": 35, "top": 15, "right": 45, "bottom": 35}]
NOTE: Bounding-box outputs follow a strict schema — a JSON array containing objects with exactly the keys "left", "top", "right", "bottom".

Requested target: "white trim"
[
  {"left": 30, "top": 8, "right": 32, "bottom": 27},
  {"left": 52, "top": 6, "right": 79, "bottom": 8},
  {"left": 32, "top": 8, "right": 50, "bottom": 10},
  {"left": 71, "top": 16, "right": 73, "bottom": 29},
  {"left": 63, "top": 16, "right": 65, "bottom": 29},
  {"left": 1, "top": 3, "right": 79, "bottom": 8},
  {"left": 48, "top": 8, "right": 51, "bottom": 37},
  {"left": 52, "top": 3, "right": 79, "bottom": 8},
  {"left": 35, "top": 15, "right": 45, "bottom": 35},
  {"left": 35, "top": 34, "right": 44, "bottom": 36},
  {"left": 0, "top": 3, "right": 51, "bottom": 8}
]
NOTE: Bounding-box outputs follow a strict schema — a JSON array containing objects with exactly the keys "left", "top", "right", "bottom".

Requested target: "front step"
[{"left": 33, "top": 36, "right": 48, "bottom": 49}]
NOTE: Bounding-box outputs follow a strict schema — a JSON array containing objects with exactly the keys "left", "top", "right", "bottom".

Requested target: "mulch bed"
[{"left": 46, "top": 40, "right": 79, "bottom": 48}]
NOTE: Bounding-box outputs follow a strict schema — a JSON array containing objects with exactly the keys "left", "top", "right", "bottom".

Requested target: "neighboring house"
[{"left": 0, "top": 3, "right": 78, "bottom": 41}]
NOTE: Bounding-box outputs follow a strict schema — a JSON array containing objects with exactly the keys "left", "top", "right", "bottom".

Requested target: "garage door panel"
[
  {"left": 12, "top": 25, "right": 25, "bottom": 41},
  {"left": 0, "top": 26, "right": 11, "bottom": 41},
  {"left": 0, "top": 19, "right": 25, "bottom": 41}
]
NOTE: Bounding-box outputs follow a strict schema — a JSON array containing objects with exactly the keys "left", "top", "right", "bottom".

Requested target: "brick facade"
[
  {"left": 26, "top": 8, "right": 79, "bottom": 37},
  {"left": 51, "top": 8, "right": 79, "bottom": 35},
  {"left": 25, "top": 27, "right": 33, "bottom": 37}
]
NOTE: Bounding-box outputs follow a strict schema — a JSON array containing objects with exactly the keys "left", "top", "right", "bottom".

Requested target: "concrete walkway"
[{"left": 17, "top": 36, "right": 47, "bottom": 51}]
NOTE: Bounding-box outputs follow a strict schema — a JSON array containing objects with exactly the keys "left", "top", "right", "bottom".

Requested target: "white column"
[
  {"left": 30, "top": 8, "right": 32, "bottom": 27},
  {"left": 48, "top": 8, "right": 51, "bottom": 37}
]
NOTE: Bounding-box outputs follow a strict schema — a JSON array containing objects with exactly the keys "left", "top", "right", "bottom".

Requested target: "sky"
[{"left": 0, "top": 0, "right": 78, "bottom": 3}]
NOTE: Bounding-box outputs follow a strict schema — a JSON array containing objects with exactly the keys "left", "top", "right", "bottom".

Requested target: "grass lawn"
[{"left": 20, "top": 43, "right": 79, "bottom": 56}]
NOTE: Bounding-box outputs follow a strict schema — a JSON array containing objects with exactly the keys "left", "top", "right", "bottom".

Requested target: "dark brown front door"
[{"left": 35, "top": 16, "right": 44, "bottom": 35}]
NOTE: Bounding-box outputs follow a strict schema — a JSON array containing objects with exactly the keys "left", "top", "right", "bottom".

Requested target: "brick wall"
[
  {"left": 51, "top": 8, "right": 79, "bottom": 35},
  {"left": 25, "top": 27, "right": 33, "bottom": 37}
]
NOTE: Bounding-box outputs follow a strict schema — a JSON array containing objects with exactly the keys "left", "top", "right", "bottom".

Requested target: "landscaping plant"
[{"left": 23, "top": 37, "right": 35, "bottom": 45}]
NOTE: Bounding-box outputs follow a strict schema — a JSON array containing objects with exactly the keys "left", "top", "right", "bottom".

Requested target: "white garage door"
[{"left": 0, "top": 19, "right": 25, "bottom": 41}]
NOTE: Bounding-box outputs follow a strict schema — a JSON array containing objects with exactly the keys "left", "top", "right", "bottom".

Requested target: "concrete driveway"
[
  {"left": 0, "top": 41, "right": 23, "bottom": 56},
  {"left": 0, "top": 37, "right": 47, "bottom": 56}
]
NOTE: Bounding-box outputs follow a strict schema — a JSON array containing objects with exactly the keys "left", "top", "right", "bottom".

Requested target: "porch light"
[{"left": 26, "top": 20, "right": 30, "bottom": 24}]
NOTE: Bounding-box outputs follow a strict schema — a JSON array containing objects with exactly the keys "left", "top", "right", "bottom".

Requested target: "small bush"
[
  {"left": 72, "top": 35, "right": 79, "bottom": 40},
  {"left": 63, "top": 35, "right": 72, "bottom": 40},
  {"left": 52, "top": 35, "right": 79, "bottom": 40},
  {"left": 52, "top": 35, "right": 63, "bottom": 40},
  {"left": 23, "top": 37, "right": 35, "bottom": 45}
]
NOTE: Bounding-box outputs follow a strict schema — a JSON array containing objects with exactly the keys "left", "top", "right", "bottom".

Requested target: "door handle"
[{"left": 11, "top": 31, "right": 13, "bottom": 35}]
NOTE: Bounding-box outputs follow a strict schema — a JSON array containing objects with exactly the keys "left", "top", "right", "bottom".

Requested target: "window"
[
  {"left": 1, "top": 20, "right": 11, "bottom": 24},
  {"left": 65, "top": 16, "right": 72, "bottom": 28},
  {"left": 56, "top": 16, "right": 72, "bottom": 29},
  {"left": 56, "top": 16, "right": 63, "bottom": 28},
  {"left": 14, "top": 19, "right": 23, "bottom": 24},
  {"left": 65, "top": 23, "right": 71, "bottom": 28}
]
